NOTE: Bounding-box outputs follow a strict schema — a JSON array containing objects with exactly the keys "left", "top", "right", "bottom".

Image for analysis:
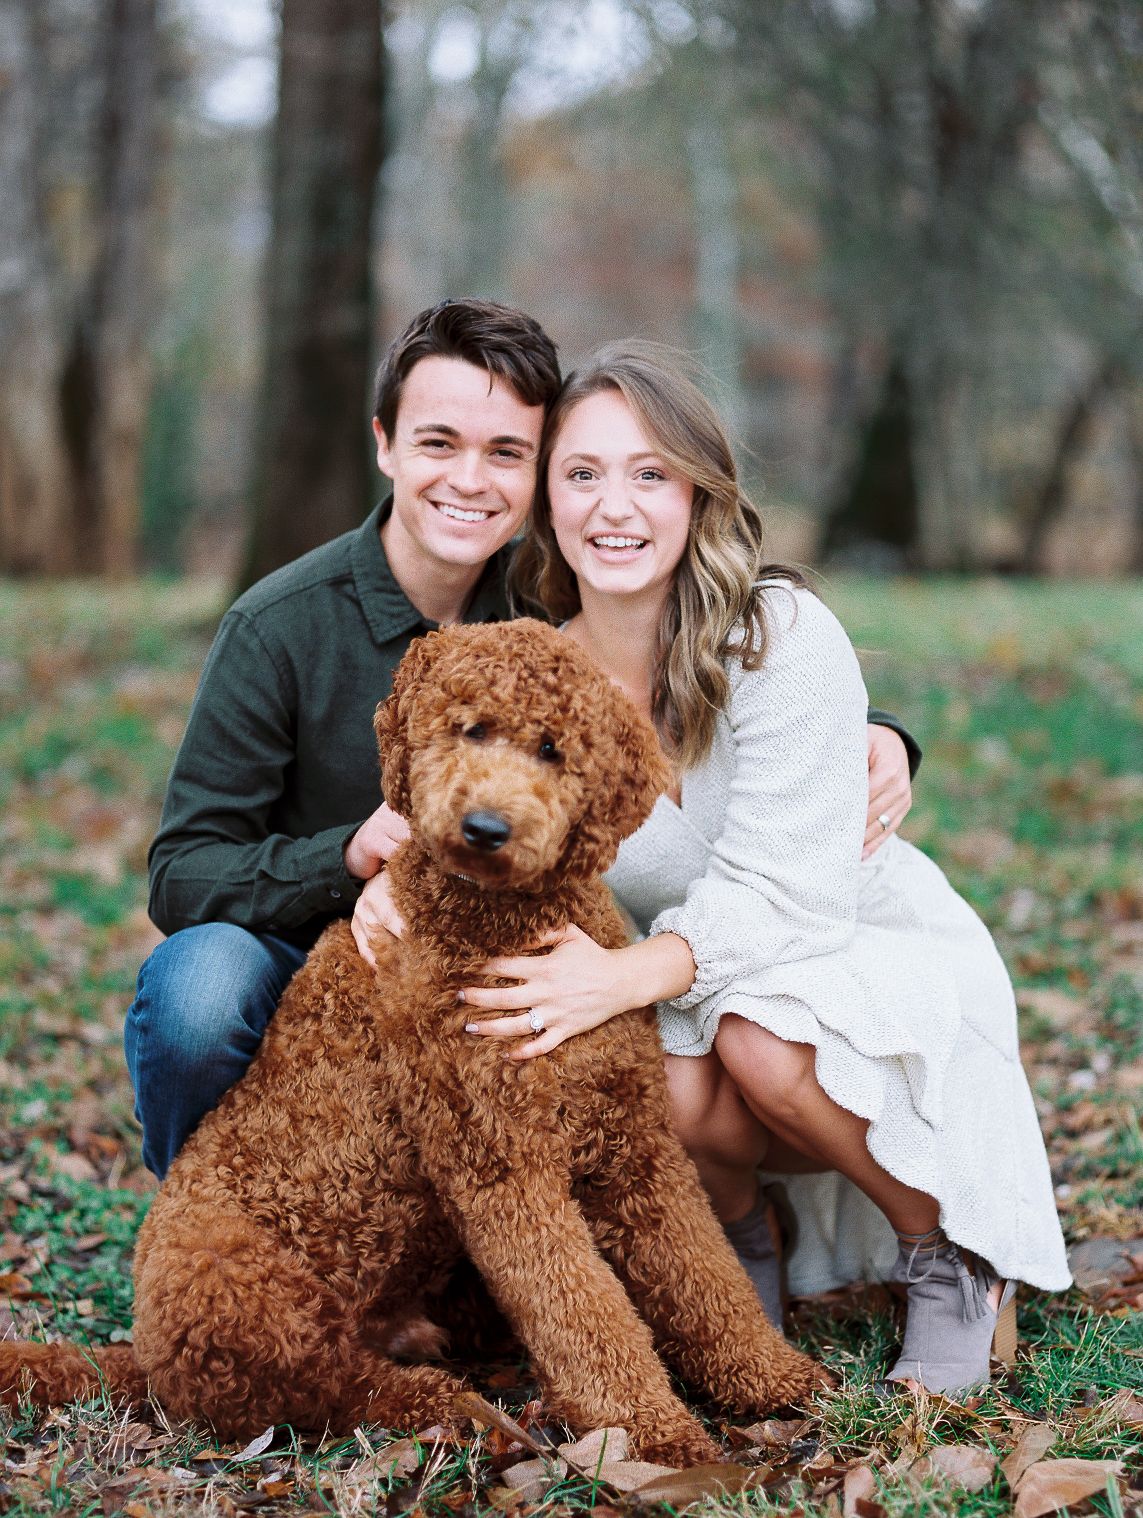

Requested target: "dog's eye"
[
  {"left": 538, "top": 737, "right": 562, "bottom": 763},
  {"left": 463, "top": 723, "right": 487, "bottom": 741}
]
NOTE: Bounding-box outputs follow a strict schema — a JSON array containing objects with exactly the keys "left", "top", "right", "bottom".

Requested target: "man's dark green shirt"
[
  {"left": 148, "top": 502, "right": 513, "bottom": 949},
  {"left": 149, "top": 501, "right": 920, "bottom": 952}
]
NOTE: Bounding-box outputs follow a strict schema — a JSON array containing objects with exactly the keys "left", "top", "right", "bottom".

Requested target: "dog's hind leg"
[
  {"left": 133, "top": 1204, "right": 465, "bottom": 1439},
  {"left": 0, "top": 1343, "right": 148, "bottom": 1413},
  {"left": 582, "top": 1136, "right": 827, "bottom": 1414}
]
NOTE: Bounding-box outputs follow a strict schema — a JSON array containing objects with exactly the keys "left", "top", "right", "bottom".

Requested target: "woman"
[{"left": 452, "top": 343, "right": 1070, "bottom": 1394}]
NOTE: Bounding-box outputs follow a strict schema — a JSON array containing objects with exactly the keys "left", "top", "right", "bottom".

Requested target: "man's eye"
[
  {"left": 463, "top": 723, "right": 487, "bottom": 741},
  {"left": 538, "top": 737, "right": 561, "bottom": 763}
]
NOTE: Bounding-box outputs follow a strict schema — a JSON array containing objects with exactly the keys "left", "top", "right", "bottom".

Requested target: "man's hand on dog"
[
  {"left": 345, "top": 802, "right": 410, "bottom": 881},
  {"left": 348, "top": 806, "right": 409, "bottom": 967}
]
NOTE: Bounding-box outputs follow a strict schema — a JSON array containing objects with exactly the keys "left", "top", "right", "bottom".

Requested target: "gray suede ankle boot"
[
  {"left": 722, "top": 1186, "right": 788, "bottom": 1334},
  {"left": 886, "top": 1226, "right": 1016, "bottom": 1394}
]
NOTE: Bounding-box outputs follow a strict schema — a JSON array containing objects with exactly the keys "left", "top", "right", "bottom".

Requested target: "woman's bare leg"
[{"left": 711, "top": 1016, "right": 938, "bottom": 1236}]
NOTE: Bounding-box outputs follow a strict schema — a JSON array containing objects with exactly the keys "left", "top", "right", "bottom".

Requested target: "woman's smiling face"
[{"left": 546, "top": 388, "right": 694, "bottom": 606}]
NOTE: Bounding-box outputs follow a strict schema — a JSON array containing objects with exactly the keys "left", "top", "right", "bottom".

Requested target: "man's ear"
[
  {"left": 563, "top": 688, "right": 672, "bottom": 879},
  {"left": 374, "top": 630, "right": 443, "bottom": 817},
  {"left": 373, "top": 416, "right": 395, "bottom": 481}
]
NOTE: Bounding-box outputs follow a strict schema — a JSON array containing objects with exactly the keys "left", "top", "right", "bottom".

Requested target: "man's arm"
[{"left": 148, "top": 610, "right": 365, "bottom": 938}]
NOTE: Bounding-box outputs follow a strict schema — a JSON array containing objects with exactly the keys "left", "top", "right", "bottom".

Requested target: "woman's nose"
[{"left": 598, "top": 477, "right": 634, "bottom": 520}]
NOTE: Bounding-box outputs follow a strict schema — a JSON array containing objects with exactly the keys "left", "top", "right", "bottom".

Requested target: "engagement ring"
[
  {"left": 527, "top": 1009, "right": 545, "bottom": 1034},
  {"left": 877, "top": 812, "right": 892, "bottom": 831}
]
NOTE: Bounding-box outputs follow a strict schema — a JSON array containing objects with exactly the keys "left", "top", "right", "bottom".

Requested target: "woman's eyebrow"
[{"left": 560, "top": 450, "right": 664, "bottom": 465}]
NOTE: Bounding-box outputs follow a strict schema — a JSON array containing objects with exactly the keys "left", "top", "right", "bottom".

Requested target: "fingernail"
[
  {"left": 465, "top": 1023, "right": 478, "bottom": 1033},
  {"left": 456, "top": 990, "right": 465, "bottom": 1004}
]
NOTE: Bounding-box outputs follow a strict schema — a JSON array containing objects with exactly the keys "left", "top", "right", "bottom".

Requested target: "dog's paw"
[
  {"left": 633, "top": 1419, "right": 721, "bottom": 1469},
  {"left": 760, "top": 1345, "right": 835, "bottom": 1408}
]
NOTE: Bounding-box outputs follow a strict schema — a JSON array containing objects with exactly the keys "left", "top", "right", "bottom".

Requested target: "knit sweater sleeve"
[{"left": 649, "top": 586, "right": 870, "bottom": 1012}]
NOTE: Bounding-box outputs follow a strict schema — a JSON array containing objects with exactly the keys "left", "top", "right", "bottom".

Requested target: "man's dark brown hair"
[{"left": 372, "top": 299, "right": 562, "bottom": 439}]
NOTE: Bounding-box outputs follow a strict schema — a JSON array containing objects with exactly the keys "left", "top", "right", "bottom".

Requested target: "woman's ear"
[
  {"left": 563, "top": 687, "right": 671, "bottom": 879},
  {"left": 374, "top": 630, "right": 444, "bottom": 817}
]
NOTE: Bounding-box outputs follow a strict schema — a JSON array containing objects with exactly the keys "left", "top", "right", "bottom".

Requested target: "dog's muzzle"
[{"left": 461, "top": 809, "right": 512, "bottom": 852}]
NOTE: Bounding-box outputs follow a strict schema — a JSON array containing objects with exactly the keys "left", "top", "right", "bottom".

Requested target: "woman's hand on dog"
[
  {"left": 351, "top": 868, "right": 407, "bottom": 968},
  {"left": 462, "top": 927, "right": 696, "bottom": 1059},
  {"left": 863, "top": 724, "right": 911, "bottom": 859}
]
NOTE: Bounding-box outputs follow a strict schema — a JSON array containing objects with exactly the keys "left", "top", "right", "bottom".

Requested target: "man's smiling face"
[{"left": 374, "top": 355, "right": 544, "bottom": 578}]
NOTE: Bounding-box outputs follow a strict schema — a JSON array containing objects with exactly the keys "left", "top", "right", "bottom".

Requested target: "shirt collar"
[{"left": 350, "top": 497, "right": 511, "bottom": 644}]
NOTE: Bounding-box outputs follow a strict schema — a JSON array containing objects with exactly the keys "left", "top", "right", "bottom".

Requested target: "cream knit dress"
[{"left": 604, "top": 584, "right": 1071, "bottom": 1297}]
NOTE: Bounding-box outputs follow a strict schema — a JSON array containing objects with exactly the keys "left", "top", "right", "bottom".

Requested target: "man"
[{"left": 127, "top": 298, "right": 918, "bottom": 1179}]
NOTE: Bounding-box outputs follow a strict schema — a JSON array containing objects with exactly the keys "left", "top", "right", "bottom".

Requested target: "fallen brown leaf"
[
  {"left": 452, "top": 1392, "right": 549, "bottom": 1456},
  {"left": 628, "top": 1463, "right": 763, "bottom": 1506},
  {"left": 910, "top": 1444, "right": 996, "bottom": 1492},
  {"left": 1013, "top": 1457, "right": 1123, "bottom": 1518},
  {"left": 1001, "top": 1423, "right": 1057, "bottom": 1487},
  {"left": 842, "top": 1463, "right": 876, "bottom": 1517},
  {"left": 557, "top": 1427, "right": 628, "bottom": 1467}
]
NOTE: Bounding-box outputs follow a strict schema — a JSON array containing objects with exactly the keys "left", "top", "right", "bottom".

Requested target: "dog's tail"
[{"left": 0, "top": 1340, "right": 148, "bottom": 1413}]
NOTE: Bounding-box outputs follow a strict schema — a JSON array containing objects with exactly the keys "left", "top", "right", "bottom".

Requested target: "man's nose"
[{"left": 449, "top": 450, "right": 489, "bottom": 496}]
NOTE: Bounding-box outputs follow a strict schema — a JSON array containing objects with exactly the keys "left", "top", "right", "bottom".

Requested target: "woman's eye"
[
  {"left": 538, "top": 737, "right": 561, "bottom": 763},
  {"left": 637, "top": 468, "right": 665, "bottom": 482},
  {"left": 463, "top": 723, "right": 487, "bottom": 741},
  {"left": 568, "top": 468, "right": 594, "bottom": 483}
]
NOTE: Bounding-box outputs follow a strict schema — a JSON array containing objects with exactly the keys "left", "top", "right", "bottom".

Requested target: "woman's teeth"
[
  {"left": 592, "top": 536, "right": 647, "bottom": 549},
  {"left": 437, "top": 503, "right": 493, "bottom": 523}
]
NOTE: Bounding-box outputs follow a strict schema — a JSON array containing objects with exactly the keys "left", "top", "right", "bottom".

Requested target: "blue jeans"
[{"left": 124, "top": 924, "right": 308, "bottom": 1179}]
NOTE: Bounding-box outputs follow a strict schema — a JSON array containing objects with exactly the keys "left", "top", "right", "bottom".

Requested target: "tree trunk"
[
  {"left": 1018, "top": 354, "right": 1123, "bottom": 574},
  {"left": 686, "top": 114, "right": 745, "bottom": 440},
  {"left": 59, "top": 0, "right": 160, "bottom": 577},
  {"left": 241, "top": 0, "right": 384, "bottom": 589},
  {"left": 0, "top": 0, "right": 72, "bottom": 574},
  {"left": 818, "top": 357, "right": 920, "bottom": 569}
]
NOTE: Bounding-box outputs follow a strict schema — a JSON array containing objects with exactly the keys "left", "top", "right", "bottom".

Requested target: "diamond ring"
[{"left": 527, "top": 1009, "right": 545, "bottom": 1034}]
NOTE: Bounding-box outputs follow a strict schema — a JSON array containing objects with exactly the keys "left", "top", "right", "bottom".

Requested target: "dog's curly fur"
[{"left": 0, "top": 620, "right": 822, "bottom": 1465}]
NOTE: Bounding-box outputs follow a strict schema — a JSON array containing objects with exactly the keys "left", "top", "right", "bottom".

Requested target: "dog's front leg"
[
  {"left": 581, "top": 1125, "right": 828, "bottom": 1414},
  {"left": 425, "top": 1152, "right": 719, "bottom": 1467}
]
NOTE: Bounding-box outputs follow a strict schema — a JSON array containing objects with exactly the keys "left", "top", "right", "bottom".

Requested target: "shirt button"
[{"left": 329, "top": 888, "right": 342, "bottom": 900}]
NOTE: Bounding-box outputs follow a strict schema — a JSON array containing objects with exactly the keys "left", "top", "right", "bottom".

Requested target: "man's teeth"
[
  {"left": 437, "top": 503, "right": 493, "bottom": 522},
  {"left": 592, "top": 536, "right": 647, "bottom": 549}
]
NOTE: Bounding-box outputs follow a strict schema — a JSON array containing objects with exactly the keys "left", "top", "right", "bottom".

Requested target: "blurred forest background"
[{"left": 3, "top": 0, "right": 1143, "bottom": 586}]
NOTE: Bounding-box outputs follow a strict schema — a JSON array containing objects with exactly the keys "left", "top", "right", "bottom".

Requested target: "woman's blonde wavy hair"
[{"left": 509, "top": 342, "right": 808, "bottom": 769}]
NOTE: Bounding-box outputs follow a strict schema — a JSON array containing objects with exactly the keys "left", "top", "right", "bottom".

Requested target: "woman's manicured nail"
[
  {"left": 465, "top": 1023, "right": 478, "bottom": 1033},
  {"left": 456, "top": 990, "right": 465, "bottom": 1003}
]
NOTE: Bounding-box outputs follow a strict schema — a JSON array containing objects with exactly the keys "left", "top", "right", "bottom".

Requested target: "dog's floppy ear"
[
  {"left": 564, "top": 684, "right": 672, "bottom": 879},
  {"left": 375, "top": 629, "right": 447, "bottom": 817}
]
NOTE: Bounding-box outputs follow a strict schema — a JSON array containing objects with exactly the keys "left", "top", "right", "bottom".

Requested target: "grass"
[{"left": 0, "top": 574, "right": 1141, "bottom": 1517}]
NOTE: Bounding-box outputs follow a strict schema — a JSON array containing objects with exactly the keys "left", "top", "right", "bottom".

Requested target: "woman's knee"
[
  {"left": 713, "top": 1015, "right": 817, "bottom": 1127},
  {"left": 663, "top": 1051, "right": 765, "bottom": 1167},
  {"left": 663, "top": 1054, "right": 719, "bottom": 1149}
]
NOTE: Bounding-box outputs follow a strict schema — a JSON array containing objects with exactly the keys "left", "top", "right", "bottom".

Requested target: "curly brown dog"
[{"left": 0, "top": 619, "right": 821, "bottom": 1464}]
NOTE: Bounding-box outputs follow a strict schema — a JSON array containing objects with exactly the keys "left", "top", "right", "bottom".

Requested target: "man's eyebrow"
[{"left": 410, "top": 425, "right": 535, "bottom": 451}]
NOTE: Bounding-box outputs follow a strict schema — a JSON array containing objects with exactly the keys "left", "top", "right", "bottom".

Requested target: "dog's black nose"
[{"left": 461, "top": 810, "right": 512, "bottom": 851}]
